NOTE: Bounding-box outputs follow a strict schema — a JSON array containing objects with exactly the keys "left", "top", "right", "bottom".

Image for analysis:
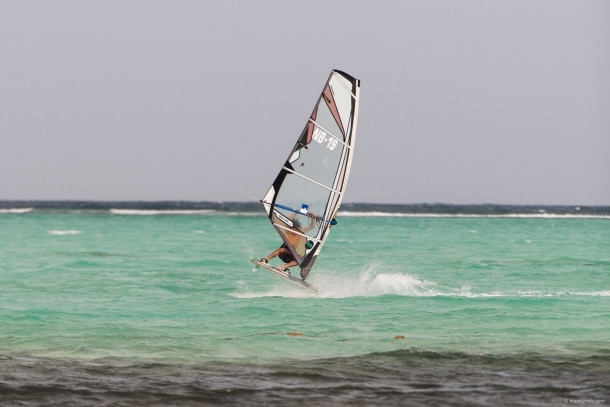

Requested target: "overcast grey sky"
[{"left": 1, "top": 1, "right": 609, "bottom": 205}]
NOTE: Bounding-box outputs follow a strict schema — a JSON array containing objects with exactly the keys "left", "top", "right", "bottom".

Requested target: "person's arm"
[{"left": 302, "top": 213, "right": 316, "bottom": 232}]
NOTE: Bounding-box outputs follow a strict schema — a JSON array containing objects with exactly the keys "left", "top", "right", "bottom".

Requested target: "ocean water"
[{"left": 1, "top": 202, "right": 609, "bottom": 406}]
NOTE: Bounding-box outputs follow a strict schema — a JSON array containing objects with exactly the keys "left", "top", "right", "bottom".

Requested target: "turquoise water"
[{"left": 1, "top": 207, "right": 609, "bottom": 405}]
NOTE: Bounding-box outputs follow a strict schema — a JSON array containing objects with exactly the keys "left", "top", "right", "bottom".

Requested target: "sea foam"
[
  {"left": 316, "top": 266, "right": 439, "bottom": 298},
  {"left": 48, "top": 230, "right": 82, "bottom": 235}
]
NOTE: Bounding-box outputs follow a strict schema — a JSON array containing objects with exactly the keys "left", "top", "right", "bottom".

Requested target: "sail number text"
[{"left": 312, "top": 128, "right": 338, "bottom": 150}]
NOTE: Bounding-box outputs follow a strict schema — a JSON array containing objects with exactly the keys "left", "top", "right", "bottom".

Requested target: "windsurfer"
[{"left": 261, "top": 213, "right": 316, "bottom": 272}]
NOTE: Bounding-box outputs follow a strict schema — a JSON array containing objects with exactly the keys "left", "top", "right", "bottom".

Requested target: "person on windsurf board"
[{"left": 260, "top": 212, "right": 316, "bottom": 274}]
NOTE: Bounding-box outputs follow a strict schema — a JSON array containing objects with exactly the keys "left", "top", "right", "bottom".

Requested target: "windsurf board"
[{"left": 250, "top": 259, "right": 320, "bottom": 293}]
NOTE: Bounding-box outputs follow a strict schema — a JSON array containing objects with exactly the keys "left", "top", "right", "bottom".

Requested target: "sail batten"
[
  {"left": 279, "top": 166, "right": 344, "bottom": 194},
  {"left": 260, "top": 69, "right": 360, "bottom": 280},
  {"left": 262, "top": 200, "right": 339, "bottom": 225}
]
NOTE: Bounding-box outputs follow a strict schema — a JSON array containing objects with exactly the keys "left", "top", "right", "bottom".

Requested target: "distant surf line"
[
  {"left": 1, "top": 206, "right": 608, "bottom": 219},
  {"left": 109, "top": 209, "right": 216, "bottom": 215},
  {"left": 0, "top": 208, "right": 33, "bottom": 214},
  {"left": 109, "top": 209, "right": 610, "bottom": 219},
  {"left": 339, "top": 212, "right": 610, "bottom": 220}
]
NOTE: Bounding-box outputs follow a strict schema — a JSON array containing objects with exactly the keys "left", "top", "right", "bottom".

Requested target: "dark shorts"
[{"left": 278, "top": 244, "right": 295, "bottom": 263}]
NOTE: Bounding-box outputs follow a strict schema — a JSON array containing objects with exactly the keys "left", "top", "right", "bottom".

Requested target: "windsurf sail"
[{"left": 260, "top": 69, "right": 360, "bottom": 280}]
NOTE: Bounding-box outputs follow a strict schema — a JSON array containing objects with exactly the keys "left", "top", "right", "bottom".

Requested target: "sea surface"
[{"left": 1, "top": 201, "right": 609, "bottom": 406}]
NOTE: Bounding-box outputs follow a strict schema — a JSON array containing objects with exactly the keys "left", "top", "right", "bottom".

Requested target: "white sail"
[{"left": 261, "top": 70, "right": 360, "bottom": 280}]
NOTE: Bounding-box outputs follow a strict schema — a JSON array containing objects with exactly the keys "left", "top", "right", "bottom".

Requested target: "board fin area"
[{"left": 250, "top": 259, "right": 320, "bottom": 293}]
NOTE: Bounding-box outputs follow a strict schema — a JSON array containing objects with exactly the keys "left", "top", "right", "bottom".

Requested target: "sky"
[{"left": 1, "top": 1, "right": 609, "bottom": 205}]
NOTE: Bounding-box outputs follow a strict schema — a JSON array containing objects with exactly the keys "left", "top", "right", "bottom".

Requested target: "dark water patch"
[{"left": 1, "top": 349, "right": 608, "bottom": 406}]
